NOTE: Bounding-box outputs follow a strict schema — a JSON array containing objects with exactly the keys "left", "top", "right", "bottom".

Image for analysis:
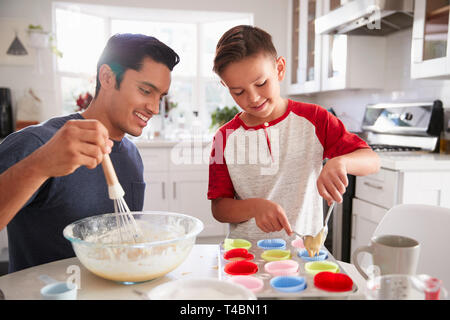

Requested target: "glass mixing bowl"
[{"left": 63, "top": 211, "right": 204, "bottom": 284}]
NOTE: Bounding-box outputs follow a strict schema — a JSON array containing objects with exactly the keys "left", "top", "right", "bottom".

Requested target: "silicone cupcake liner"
[
  {"left": 257, "top": 238, "right": 286, "bottom": 250},
  {"left": 298, "top": 249, "right": 328, "bottom": 261},
  {"left": 304, "top": 261, "right": 339, "bottom": 276},
  {"left": 291, "top": 238, "right": 305, "bottom": 249},
  {"left": 314, "top": 272, "right": 353, "bottom": 292},
  {"left": 219, "top": 238, "right": 357, "bottom": 298},
  {"left": 224, "top": 238, "right": 252, "bottom": 251},
  {"left": 224, "top": 260, "right": 258, "bottom": 276},
  {"left": 261, "top": 249, "right": 291, "bottom": 262},
  {"left": 264, "top": 260, "right": 299, "bottom": 276},
  {"left": 229, "top": 275, "right": 264, "bottom": 293},
  {"left": 223, "top": 248, "right": 254, "bottom": 262},
  {"left": 270, "top": 276, "right": 307, "bottom": 293}
]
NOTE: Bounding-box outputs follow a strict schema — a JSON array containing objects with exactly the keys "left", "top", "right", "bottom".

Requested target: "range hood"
[{"left": 315, "top": 0, "right": 415, "bottom": 36}]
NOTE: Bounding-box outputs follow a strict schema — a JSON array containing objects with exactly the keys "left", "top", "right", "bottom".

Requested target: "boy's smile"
[
  {"left": 220, "top": 53, "right": 288, "bottom": 126},
  {"left": 250, "top": 99, "right": 268, "bottom": 112}
]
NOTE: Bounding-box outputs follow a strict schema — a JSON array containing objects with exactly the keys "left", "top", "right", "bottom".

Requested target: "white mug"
[
  {"left": 352, "top": 234, "right": 420, "bottom": 279},
  {"left": 39, "top": 274, "right": 77, "bottom": 300},
  {"left": 40, "top": 282, "right": 77, "bottom": 300}
]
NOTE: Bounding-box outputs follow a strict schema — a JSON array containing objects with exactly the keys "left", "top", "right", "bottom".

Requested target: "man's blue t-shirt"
[{"left": 0, "top": 113, "right": 145, "bottom": 272}]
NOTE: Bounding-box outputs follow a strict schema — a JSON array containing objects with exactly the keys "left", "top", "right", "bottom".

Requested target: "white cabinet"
[
  {"left": 138, "top": 144, "right": 228, "bottom": 239},
  {"left": 287, "top": 0, "right": 386, "bottom": 94},
  {"left": 411, "top": 0, "right": 450, "bottom": 79},
  {"left": 351, "top": 167, "right": 450, "bottom": 264},
  {"left": 143, "top": 171, "right": 169, "bottom": 211},
  {"left": 287, "top": 0, "right": 323, "bottom": 94},
  {"left": 320, "top": 0, "right": 386, "bottom": 91},
  {"left": 351, "top": 198, "right": 387, "bottom": 266},
  {"left": 400, "top": 171, "right": 450, "bottom": 207},
  {"left": 354, "top": 168, "right": 399, "bottom": 209},
  {"left": 169, "top": 170, "right": 211, "bottom": 221},
  {"left": 355, "top": 168, "right": 450, "bottom": 210},
  {"left": 320, "top": 32, "right": 386, "bottom": 91}
]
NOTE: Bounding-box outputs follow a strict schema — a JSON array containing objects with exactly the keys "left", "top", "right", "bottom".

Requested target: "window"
[{"left": 53, "top": 3, "right": 252, "bottom": 134}]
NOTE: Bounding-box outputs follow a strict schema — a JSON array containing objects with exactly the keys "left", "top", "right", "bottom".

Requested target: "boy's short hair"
[
  {"left": 213, "top": 25, "right": 277, "bottom": 75},
  {"left": 95, "top": 33, "right": 180, "bottom": 97}
]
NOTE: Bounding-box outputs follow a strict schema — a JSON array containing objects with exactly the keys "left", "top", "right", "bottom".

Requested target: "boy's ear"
[
  {"left": 98, "top": 64, "right": 116, "bottom": 91},
  {"left": 276, "top": 56, "right": 287, "bottom": 81}
]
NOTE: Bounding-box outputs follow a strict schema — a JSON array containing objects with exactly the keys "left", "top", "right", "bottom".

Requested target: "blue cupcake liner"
[
  {"left": 257, "top": 238, "right": 286, "bottom": 250},
  {"left": 298, "top": 249, "right": 328, "bottom": 261},
  {"left": 270, "top": 276, "right": 307, "bottom": 293}
]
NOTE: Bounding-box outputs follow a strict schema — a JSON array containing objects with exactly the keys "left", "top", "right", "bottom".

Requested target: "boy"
[
  {"left": 207, "top": 25, "right": 380, "bottom": 257},
  {"left": 0, "top": 34, "right": 179, "bottom": 272}
]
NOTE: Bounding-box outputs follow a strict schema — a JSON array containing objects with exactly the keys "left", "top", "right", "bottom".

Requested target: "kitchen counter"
[
  {"left": 133, "top": 140, "right": 450, "bottom": 171},
  {"left": 133, "top": 138, "right": 212, "bottom": 148},
  {"left": 378, "top": 152, "right": 450, "bottom": 171},
  {"left": 0, "top": 244, "right": 366, "bottom": 300}
]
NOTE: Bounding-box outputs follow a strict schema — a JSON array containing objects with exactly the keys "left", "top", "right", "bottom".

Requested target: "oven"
[{"left": 325, "top": 100, "right": 444, "bottom": 262}]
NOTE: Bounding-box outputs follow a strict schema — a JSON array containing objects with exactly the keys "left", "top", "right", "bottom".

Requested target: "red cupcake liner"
[
  {"left": 314, "top": 271, "right": 353, "bottom": 292},
  {"left": 224, "top": 260, "right": 258, "bottom": 276},
  {"left": 223, "top": 248, "right": 255, "bottom": 262}
]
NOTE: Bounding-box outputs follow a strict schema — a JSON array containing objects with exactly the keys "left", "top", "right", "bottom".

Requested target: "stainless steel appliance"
[
  {"left": 315, "top": 0, "right": 415, "bottom": 36},
  {"left": 0, "top": 88, "right": 14, "bottom": 138},
  {"left": 326, "top": 100, "right": 443, "bottom": 262}
]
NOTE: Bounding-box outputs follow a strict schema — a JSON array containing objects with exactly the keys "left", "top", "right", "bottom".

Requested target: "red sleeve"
[
  {"left": 290, "top": 101, "right": 370, "bottom": 159},
  {"left": 207, "top": 125, "right": 235, "bottom": 200},
  {"left": 316, "top": 106, "right": 370, "bottom": 159}
]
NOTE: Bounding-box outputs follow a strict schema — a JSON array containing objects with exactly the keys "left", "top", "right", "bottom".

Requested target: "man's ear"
[
  {"left": 276, "top": 56, "right": 287, "bottom": 81},
  {"left": 98, "top": 64, "right": 116, "bottom": 91}
]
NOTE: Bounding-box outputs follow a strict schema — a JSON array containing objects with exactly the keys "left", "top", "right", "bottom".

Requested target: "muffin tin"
[{"left": 218, "top": 237, "right": 358, "bottom": 299}]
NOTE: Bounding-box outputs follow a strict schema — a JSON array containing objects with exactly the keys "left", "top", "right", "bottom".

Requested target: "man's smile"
[{"left": 134, "top": 111, "right": 150, "bottom": 123}]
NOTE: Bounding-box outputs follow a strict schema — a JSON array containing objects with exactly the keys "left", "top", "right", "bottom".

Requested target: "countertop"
[
  {"left": 378, "top": 152, "right": 450, "bottom": 171},
  {"left": 132, "top": 138, "right": 212, "bottom": 148},
  {"left": 132, "top": 139, "right": 450, "bottom": 171},
  {"left": 0, "top": 244, "right": 366, "bottom": 300}
]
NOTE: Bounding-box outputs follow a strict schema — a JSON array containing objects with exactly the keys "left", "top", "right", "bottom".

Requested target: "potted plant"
[
  {"left": 27, "top": 24, "right": 63, "bottom": 58},
  {"left": 210, "top": 105, "right": 239, "bottom": 130}
]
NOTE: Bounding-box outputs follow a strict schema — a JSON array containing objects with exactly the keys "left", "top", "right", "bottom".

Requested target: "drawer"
[
  {"left": 138, "top": 148, "right": 169, "bottom": 172},
  {"left": 355, "top": 168, "right": 399, "bottom": 209},
  {"left": 352, "top": 198, "right": 388, "bottom": 227},
  {"left": 350, "top": 198, "right": 388, "bottom": 266}
]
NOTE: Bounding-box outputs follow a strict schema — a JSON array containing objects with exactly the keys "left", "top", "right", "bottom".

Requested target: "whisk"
[{"left": 101, "top": 154, "right": 143, "bottom": 243}]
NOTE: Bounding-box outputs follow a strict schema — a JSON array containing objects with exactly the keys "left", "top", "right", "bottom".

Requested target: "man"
[{"left": 0, "top": 33, "right": 180, "bottom": 272}]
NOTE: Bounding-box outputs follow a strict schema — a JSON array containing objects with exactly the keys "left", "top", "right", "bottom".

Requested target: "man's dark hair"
[
  {"left": 95, "top": 33, "right": 180, "bottom": 97},
  {"left": 213, "top": 25, "right": 277, "bottom": 75}
]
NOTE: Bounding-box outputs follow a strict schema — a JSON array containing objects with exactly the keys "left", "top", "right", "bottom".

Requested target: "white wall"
[
  {"left": 0, "top": 0, "right": 289, "bottom": 123},
  {"left": 290, "top": 28, "right": 450, "bottom": 132}
]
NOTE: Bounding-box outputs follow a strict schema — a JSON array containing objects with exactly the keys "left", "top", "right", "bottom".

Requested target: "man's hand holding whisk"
[{"left": 34, "top": 119, "right": 113, "bottom": 177}]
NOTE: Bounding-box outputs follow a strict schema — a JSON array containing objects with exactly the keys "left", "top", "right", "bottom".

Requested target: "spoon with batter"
[{"left": 303, "top": 201, "right": 336, "bottom": 257}]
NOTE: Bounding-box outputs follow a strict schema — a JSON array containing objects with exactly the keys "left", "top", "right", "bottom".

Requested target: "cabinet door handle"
[
  {"left": 173, "top": 182, "right": 176, "bottom": 199},
  {"left": 162, "top": 182, "right": 165, "bottom": 200},
  {"left": 363, "top": 181, "right": 383, "bottom": 190}
]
